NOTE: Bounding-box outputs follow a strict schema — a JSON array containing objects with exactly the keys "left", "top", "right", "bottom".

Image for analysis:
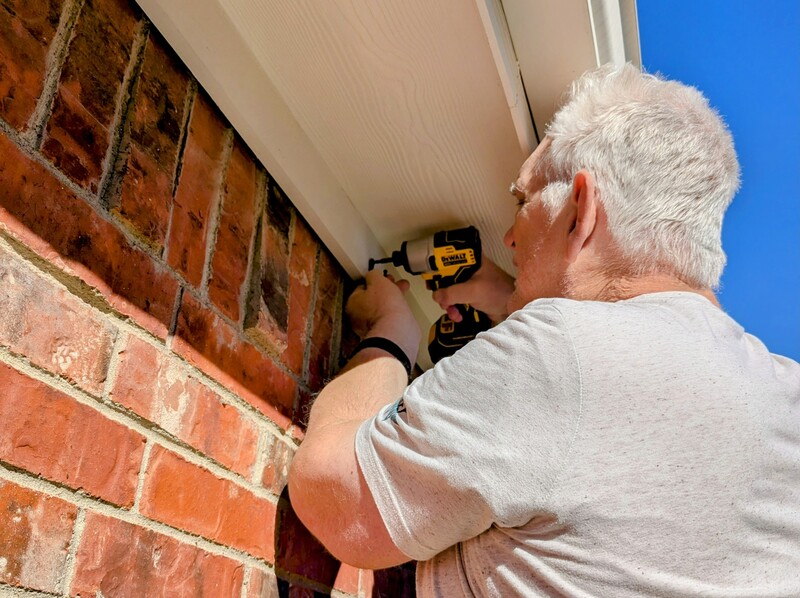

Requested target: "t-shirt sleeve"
[{"left": 355, "top": 301, "right": 583, "bottom": 561}]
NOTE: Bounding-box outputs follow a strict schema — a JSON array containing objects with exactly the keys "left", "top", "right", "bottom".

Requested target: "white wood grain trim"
[
  {"left": 474, "top": 0, "right": 538, "bottom": 154},
  {"left": 587, "top": 0, "right": 641, "bottom": 68}
]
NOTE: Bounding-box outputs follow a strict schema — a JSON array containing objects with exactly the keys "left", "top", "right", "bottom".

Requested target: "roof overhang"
[{"left": 137, "top": 0, "right": 640, "bottom": 368}]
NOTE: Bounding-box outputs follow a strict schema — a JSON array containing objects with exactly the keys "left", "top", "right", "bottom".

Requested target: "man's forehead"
[{"left": 515, "top": 137, "right": 551, "bottom": 189}]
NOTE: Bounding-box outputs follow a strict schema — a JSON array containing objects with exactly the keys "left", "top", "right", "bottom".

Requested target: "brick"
[
  {"left": 114, "top": 144, "right": 174, "bottom": 248},
  {"left": 0, "top": 242, "right": 116, "bottom": 395},
  {"left": 140, "top": 446, "right": 276, "bottom": 561},
  {"left": 185, "top": 381, "right": 259, "bottom": 478},
  {"left": 372, "top": 564, "right": 417, "bottom": 598},
  {"left": 0, "top": 480, "right": 77, "bottom": 593},
  {"left": 333, "top": 564, "right": 360, "bottom": 595},
  {"left": 208, "top": 140, "right": 258, "bottom": 323},
  {"left": 274, "top": 487, "right": 339, "bottom": 590},
  {"left": 361, "top": 569, "right": 375, "bottom": 597},
  {"left": 0, "top": 133, "right": 180, "bottom": 338},
  {"left": 173, "top": 291, "right": 296, "bottom": 429},
  {"left": 113, "top": 32, "right": 190, "bottom": 249},
  {"left": 292, "top": 388, "right": 315, "bottom": 434},
  {"left": 111, "top": 335, "right": 259, "bottom": 477},
  {"left": 41, "top": 84, "right": 109, "bottom": 192},
  {"left": 166, "top": 92, "right": 228, "bottom": 286},
  {"left": 0, "top": 0, "right": 64, "bottom": 131},
  {"left": 247, "top": 568, "right": 279, "bottom": 598},
  {"left": 0, "top": 363, "right": 145, "bottom": 506},
  {"left": 307, "top": 249, "right": 342, "bottom": 392},
  {"left": 42, "top": 0, "right": 139, "bottom": 191},
  {"left": 246, "top": 183, "right": 292, "bottom": 351},
  {"left": 338, "top": 324, "right": 360, "bottom": 373},
  {"left": 281, "top": 216, "right": 318, "bottom": 376},
  {"left": 287, "top": 586, "right": 320, "bottom": 597},
  {"left": 128, "top": 30, "right": 189, "bottom": 174},
  {"left": 260, "top": 435, "right": 294, "bottom": 495},
  {"left": 72, "top": 511, "right": 244, "bottom": 598}
]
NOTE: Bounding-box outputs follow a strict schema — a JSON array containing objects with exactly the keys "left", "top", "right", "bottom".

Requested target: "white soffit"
[
  {"left": 502, "top": 0, "right": 641, "bottom": 134},
  {"left": 138, "top": 0, "right": 639, "bottom": 368}
]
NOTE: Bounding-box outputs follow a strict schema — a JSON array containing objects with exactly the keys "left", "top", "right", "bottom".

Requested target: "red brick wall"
[{"left": 0, "top": 0, "right": 371, "bottom": 595}]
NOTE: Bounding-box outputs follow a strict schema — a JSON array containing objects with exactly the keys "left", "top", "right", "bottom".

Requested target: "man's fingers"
[
  {"left": 446, "top": 305, "right": 463, "bottom": 322},
  {"left": 432, "top": 288, "right": 454, "bottom": 310},
  {"left": 365, "top": 269, "right": 385, "bottom": 284},
  {"left": 396, "top": 279, "right": 411, "bottom": 293},
  {"left": 432, "top": 280, "right": 476, "bottom": 309}
]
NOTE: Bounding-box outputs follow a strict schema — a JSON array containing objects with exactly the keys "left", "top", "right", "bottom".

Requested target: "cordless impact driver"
[{"left": 369, "top": 226, "right": 492, "bottom": 363}]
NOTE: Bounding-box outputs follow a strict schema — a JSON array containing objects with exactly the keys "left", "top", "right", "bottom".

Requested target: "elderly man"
[{"left": 288, "top": 64, "right": 800, "bottom": 596}]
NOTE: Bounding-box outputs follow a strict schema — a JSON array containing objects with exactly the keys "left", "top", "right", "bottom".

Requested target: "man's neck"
[{"left": 566, "top": 272, "right": 720, "bottom": 307}]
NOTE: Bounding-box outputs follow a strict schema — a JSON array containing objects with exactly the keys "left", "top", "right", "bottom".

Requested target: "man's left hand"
[{"left": 346, "top": 270, "right": 421, "bottom": 365}]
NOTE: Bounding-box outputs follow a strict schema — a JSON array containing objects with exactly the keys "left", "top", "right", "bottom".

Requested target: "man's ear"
[{"left": 566, "top": 170, "right": 598, "bottom": 264}]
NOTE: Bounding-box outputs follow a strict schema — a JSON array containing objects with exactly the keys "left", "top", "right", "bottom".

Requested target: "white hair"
[{"left": 540, "top": 63, "right": 740, "bottom": 289}]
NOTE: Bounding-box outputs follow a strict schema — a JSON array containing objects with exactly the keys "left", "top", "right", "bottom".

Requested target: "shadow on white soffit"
[{"left": 138, "top": 0, "right": 640, "bottom": 368}]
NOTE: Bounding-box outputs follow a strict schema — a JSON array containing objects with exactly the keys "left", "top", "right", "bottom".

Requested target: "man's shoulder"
[{"left": 519, "top": 291, "right": 721, "bottom": 321}]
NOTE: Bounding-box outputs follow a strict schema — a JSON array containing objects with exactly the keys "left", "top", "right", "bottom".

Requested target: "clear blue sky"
[{"left": 638, "top": 0, "right": 800, "bottom": 360}]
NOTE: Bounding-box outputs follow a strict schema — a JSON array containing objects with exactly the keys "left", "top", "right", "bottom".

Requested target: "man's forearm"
[{"left": 305, "top": 349, "right": 409, "bottom": 434}]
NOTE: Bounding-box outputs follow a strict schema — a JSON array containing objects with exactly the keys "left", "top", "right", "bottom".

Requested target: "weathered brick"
[
  {"left": 41, "top": 84, "right": 108, "bottom": 191},
  {"left": 0, "top": 242, "right": 116, "bottom": 395},
  {"left": 166, "top": 92, "right": 228, "bottom": 286},
  {"left": 274, "top": 487, "right": 338, "bottom": 591},
  {"left": 111, "top": 335, "right": 259, "bottom": 477},
  {"left": 281, "top": 216, "right": 318, "bottom": 376},
  {"left": 113, "top": 31, "right": 190, "bottom": 249},
  {"left": 0, "top": 363, "right": 145, "bottom": 506},
  {"left": 333, "top": 564, "right": 360, "bottom": 595},
  {"left": 260, "top": 435, "right": 294, "bottom": 495},
  {"left": 307, "top": 248, "right": 342, "bottom": 392},
  {"left": 0, "top": 133, "right": 180, "bottom": 338},
  {"left": 114, "top": 144, "right": 174, "bottom": 248},
  {"left": 128, "top": 30, "right": 188, "bottom": 174},
  {"left": 208, "top": 140, "right": 258, "bottom": 323},
  {"left": 0, "top": 0, "right": 64, "bottom": 131},
  {"left": 246, "top": 183, "right": 292, "bottom": 351},
  {"left": 246, "top": 568, "right": 279, "bottom": 598},
  {"left": 72, "top": 511, "right": 244, "bottom": 598},
  {"left": 41, "top": 0, "right": 139, "bottom": 191},
  {"left": 0, "top": 480, "right": 77, "bottom": 593},
  {"left": 186, "top": 381, "right": 259, "bottom": 479},
  {"left": 140, "top": 446, "right": 276, "bottom": 561},
  {"left": 173, "top": 291, "right": 296, "bottom": 429}
]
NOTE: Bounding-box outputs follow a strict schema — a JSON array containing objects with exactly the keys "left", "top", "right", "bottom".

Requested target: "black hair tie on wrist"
[{"left": 351, "top": 337, "right": 412, "bottom": 377}]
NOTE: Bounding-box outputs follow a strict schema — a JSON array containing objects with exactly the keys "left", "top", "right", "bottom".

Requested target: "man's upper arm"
[{"left": 287, "top": 420, "right": 411, "bottom": 570}]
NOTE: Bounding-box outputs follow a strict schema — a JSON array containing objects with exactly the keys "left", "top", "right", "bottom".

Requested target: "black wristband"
[{"left": 351, "top": 337, "right": 412, "bottom": 376}]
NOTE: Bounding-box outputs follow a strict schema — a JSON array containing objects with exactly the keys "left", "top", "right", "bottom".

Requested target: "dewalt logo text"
[{"left": 441, "top": 252, "right": 470, "bottom": 266}]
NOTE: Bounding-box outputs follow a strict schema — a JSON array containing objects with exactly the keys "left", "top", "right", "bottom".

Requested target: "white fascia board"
[
  {"left": 587, "top": 0, "right": 642, "bottom": 68},
  {"left": 501, "top": 0, "right": 641, "bottom": 133},
  {"left": 474, "top": 0, "right": 539, "bottom": 155},
  {"left": 137, "top": 0, "right": 378, "bottom": 279}
]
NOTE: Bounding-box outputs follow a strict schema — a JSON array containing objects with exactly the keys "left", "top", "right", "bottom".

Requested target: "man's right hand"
[{"left": 431, "top": 258, "right": 515, "bottom": 324}]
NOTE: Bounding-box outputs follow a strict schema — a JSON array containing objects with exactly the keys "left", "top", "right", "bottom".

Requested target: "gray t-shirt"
[{"left": 355, "top": 293, "right": 800, "bottom": 596}]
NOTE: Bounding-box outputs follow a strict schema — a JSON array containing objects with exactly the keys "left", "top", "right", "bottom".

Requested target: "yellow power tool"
[{"left": 369, "top": 226, "right": 492, "bottom": 363}]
